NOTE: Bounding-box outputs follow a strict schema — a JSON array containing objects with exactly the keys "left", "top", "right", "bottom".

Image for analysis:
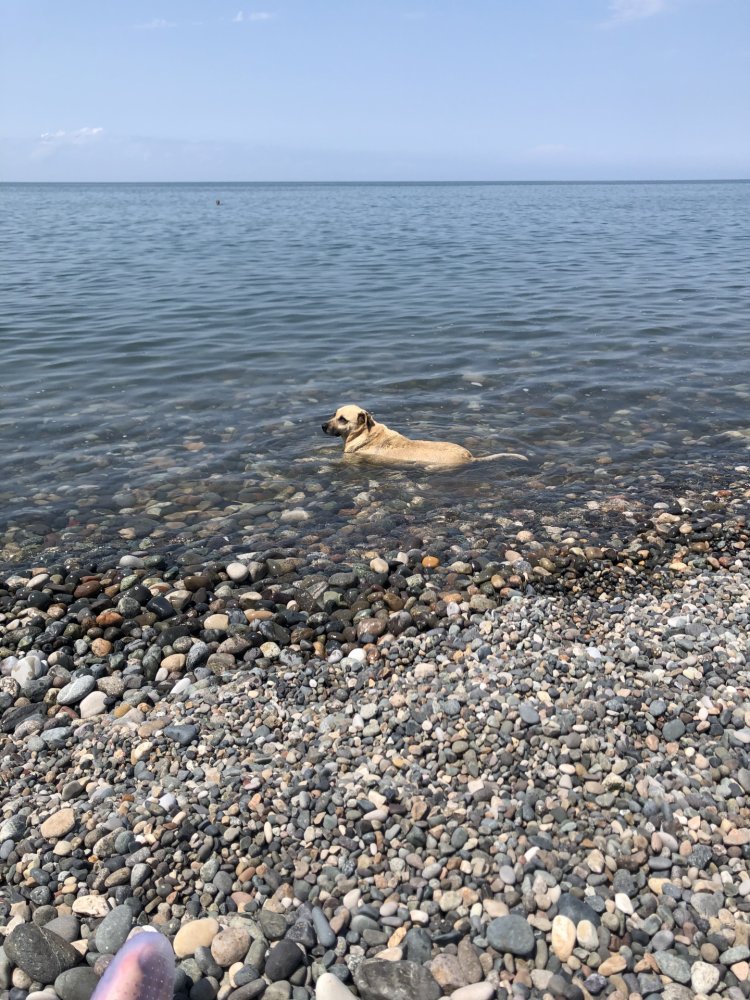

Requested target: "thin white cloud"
[
  {"left": 604, "top": 0, "right": 666, "bottom": 26},
  {"left": 233, "top": 10, "right": 274, "bottom": 23},
  {"left": 31, "top": 127, "right": 105, "bottom": 161},
  {"left": 40, "top": 127, "right": 104, "bottom": 144},
  {"left": 137, "top": 18, "right": 176, "bottom": 30}
]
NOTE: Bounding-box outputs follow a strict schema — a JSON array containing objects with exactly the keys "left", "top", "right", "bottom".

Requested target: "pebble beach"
[{"left": 2, "top": 473, "right": 750, "bottom": 1000}]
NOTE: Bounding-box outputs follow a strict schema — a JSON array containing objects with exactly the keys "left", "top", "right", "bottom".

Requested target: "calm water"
[{"left": 1, "top": 182, "right": 748, "bottom": 567}]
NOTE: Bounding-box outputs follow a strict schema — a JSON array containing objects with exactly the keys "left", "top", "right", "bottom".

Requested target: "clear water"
[{"left": 1, "top": 181, "right": 748, "bottom": 567}]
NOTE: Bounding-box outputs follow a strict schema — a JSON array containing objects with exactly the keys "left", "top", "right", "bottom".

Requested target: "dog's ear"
[{"left": 363, "top": 410, "right": 374, "bottom": 431}]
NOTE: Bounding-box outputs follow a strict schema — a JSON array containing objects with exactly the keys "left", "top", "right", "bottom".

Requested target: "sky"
[{"left": 1, "top": 0, "right": 748, "bottom": 181}]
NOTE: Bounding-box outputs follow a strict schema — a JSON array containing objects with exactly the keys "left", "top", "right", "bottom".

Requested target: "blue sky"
[{"left": 1, "top": 0, "right": 748, "bottom": 181}]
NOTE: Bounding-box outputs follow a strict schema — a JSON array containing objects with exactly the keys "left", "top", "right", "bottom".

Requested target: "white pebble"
[
  {"left": 315, "top": 973, "right": 358, "bottom": 1000},
  {"left": 280, "top": 507, "right": 310, "bottom": 522},
  {"left": 226, "top": 561, "right": 249, "bottom": 582},
  {"left": 615, "top": 892, "right": 634, "bottom": 914}
]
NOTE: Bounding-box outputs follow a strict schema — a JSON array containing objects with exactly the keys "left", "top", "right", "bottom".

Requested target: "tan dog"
[{"left": 322, "top": 404, "right": 527, "bottom": 468}]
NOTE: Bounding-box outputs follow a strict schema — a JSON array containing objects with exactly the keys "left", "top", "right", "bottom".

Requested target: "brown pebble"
[
  {"left": 598, "top": 954, "right": 627, "bottom": 976},
  {"left": 245, "top": 609, "right": 274, "bottom": 622},
  {"left": 95, "top": 610, "right": 123, "bottom": 627}
]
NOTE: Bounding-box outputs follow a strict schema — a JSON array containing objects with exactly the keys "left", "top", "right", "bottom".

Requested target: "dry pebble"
[{"left": 1, "top": 484, "right": 749, "bottom": 1000}]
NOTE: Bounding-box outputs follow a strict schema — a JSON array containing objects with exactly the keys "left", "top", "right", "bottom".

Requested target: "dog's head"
[{"left": 322, "top": 404, "right": 375, "bottom": 440}]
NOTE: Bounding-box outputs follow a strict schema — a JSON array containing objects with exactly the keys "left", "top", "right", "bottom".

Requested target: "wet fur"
[{"left": 322, "top": 404, "right": 527, "bottom": 468}]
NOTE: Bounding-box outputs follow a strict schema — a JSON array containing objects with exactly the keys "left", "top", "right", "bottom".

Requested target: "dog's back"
[
  {"left": 324, "top": 405, "right": 526, "bottom": 467},
  {"left": 345, "top": 420, "right": 472, "bottom": 466}
]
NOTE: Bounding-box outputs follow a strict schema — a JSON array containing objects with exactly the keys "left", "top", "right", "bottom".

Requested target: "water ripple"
[{"left": 0, "top": 181, "right": 749, "bottom": 564}]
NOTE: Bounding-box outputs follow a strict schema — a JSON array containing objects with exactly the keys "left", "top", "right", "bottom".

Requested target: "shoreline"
[{"left": 1, "top": 480, "right": 749, "bottom": 1000}]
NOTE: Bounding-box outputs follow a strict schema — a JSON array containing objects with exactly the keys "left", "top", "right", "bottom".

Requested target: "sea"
[{"left": 1, "top": 181, "right": 748, "bottom": 569}]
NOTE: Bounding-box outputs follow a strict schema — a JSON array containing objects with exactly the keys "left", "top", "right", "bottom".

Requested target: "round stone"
[
  {"left": 663, "top": 718, "right": 686, "bottom": 741},
  {"left": 614, "top": 892, "right": 634, "bottom": 915},
  {"left": 53, "top": 966, "right": 100, "bottom": 1000},
  {"left": 486, "top": 915, "right": 536, "bottom": 957},
  {"left": 451, "top": 986, "right": 495, "bottom": 1000},
  {"left": 79, "top": 691, "right": 108, "bottom": 718},
  {"left": 4, "top": 924, "right": 81, "bottom": 984},
  {"left": 95, "top": 905, "right": 133, "bottom": 955},
  {"left": 56, "top": 676, "right": 96, "bottom": 706},
  {"left": 520, "top": 703, "right": 540, "bottom": 725},
  {"left": 576, "top": 920, "right": 598, "bottom": 951},
  {"left": 174, "top": 918, "right": 220, "bottom": 958},
  {"left": 204, "top": 614, "right": 229, "bottom": 631},
  {"left": 160, "top": 653, "right": 186, "bottom": 672},
  {"left": 429, "top": 954, "right": 466, "bottom": 993},
  {"left": 551, "top": 915, "right": 576, "bottom": 962},
  {"left": 226, "top": 562, "right": 250, "bottom": 582},
  {"left": 316, "top": 973, "right": 358, "bottom": 1000},
  {"left": 211, "top": 927, "right": 251, "bottom": 967},
  {"left": 353, "top": 959, "right": 442, "bottom": 1000},
  {"left": 40, "top": 809, "right": 76, "bottom": 839},
  {"left": 691, "top": 962, "right": 721, "bottom": 994},
  {"left": 654, "top": 951, "right": 691, "bottom": 984},
  {"left": 595, "top": 954, "right": 626, "bottom": 977},
  {"left": 264, "top": 940, "right": 305, "bottom": 982}
]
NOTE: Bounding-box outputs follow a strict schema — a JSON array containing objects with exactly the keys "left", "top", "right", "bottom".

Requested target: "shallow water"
[{"left": 1, "top": 181, "right": 748, "bottom": 568}]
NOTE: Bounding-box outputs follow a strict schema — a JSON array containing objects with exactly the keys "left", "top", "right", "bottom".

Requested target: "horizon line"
[{"left": 2, "top": 177, "right": 749, "bottom": 185}]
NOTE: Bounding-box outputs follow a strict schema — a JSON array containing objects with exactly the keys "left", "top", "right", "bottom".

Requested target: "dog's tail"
[{"left": 475, "top": 451, "right": 529, "bottom": 462}]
